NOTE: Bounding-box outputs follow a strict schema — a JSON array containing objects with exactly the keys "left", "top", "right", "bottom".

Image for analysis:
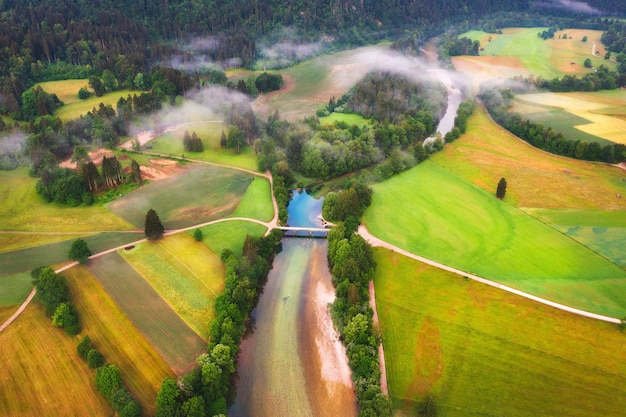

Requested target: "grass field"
[
  {"left": 232, "top": 176, "right": 274, "bottom": 221},
  {"left": 363, "top": 160, "right": 626, "bottom": 317},
  {"left": 0, "top": 231, "right": 143, "bottom": 277},
  {"left": 318, "top": 112, "right": 371, "bottom": 127},
  {"left": 451, "top": 55, "right": 529, "bottom": 93},
  {"left": 0, "top": 232, "right": 87, "bottom": 253},
  {"left": 254, "top": 43, "right": 390, "bottom": 120},
  {"left": 0, "top": 167, "right": 134, "bottom": 232},
  {"left": 36, "top": 79, "right": 91, "bottom": 104},
  {"left": 374, "top": 249, "right": 626, "bottom": 417},
  {"left": 513, "top": 91, "right": 626, "bottom": 145},
  {"left": 88, "top": 252, "right": 205, "bottom": 374},
  {"left": 63, "top": 266, "right": 175, "bottom": 414},
  {"left": 431, "top": 106, "right": 626, "bottom": 210},
  {"left": 195, "top": 220, "right": 268, "bottom": 258},
  {"left": 120, "top": 233, "right": 225, "bottom": 339},
  {"left": 0, "top": 303, "right": 113, "bottom": 417},
  {"left": 148, "top": 122, "right": 259, "bottom": 171},
  {"left": 0, "top": 271, "right": 32, "bottom": 307},
  {"left": 107, "top": 164, "right": 252, "bottom": 229},
  {"left": 525, "top": 208, "right": 626, "bottom": 266},
  {"left": 53, "top": 90, "right": 137, "bottom": 121}
]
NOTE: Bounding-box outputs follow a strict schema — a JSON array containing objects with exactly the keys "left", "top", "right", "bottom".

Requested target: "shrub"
[{"left": 87, "top": 349, "right": 105, "bottom": 368}]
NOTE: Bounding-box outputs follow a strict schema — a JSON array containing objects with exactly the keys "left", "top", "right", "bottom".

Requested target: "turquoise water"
[
  {"left": 229, "top": 190, "right": 356, "bottom": 417},
  {"left": 286, "top": 189, "right": 324, "bottom": 228}
]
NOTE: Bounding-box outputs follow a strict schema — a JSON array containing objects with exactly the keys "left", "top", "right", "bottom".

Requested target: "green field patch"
[
  {"left": 525, "top": 208, "right": 626, "bottom": 266},
  {"left": 374, "top": 249, "right": 626, "bottom": 417},
  {"left": 232, "top": 176, "right": 274, "bottom": 221},
  {"left": 514, "top": 107, "right": 611, "bottom": 145},
  {"left": 0, "top": 271, "right": 32, "bottom": 307},
  {"left": 53, "top": 89, "right": 137, "bottom": 121},
  {"left": 107, "top": 164, "right": 252, "bottom": 229},
  {"left": 319, "top": 112, "right": 371, "bottom": 127},
  {"left": 363, "top": 160, "right": 626, "bottom": 316},
  {"left": 0, "top": 167, "right": 134, "bottom": 232},
  {"left": 0, "top": 232, "right": 87, "bottom": 253},
  {"left": 0, "top": 231, "right": 143, "bottom": 277},
  {"left": 88, "top": 252, "right": 205, "bottom": 374},
  {"left": 120, "top": 233, "right": 224, "bottom": 338},
  {"left": 458, "top": 30, "right": 490, "bottom": 43},
  {"left": 148, "top": 122, "right": 259, "bottom": 171},
  {"left": 36, "top": 79, "right": 90, "bottom": 104},
  {"left": 197, "top": 220, "right": 267, "bottom": 258}
]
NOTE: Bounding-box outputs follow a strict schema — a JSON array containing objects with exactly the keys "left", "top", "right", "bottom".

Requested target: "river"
[{"left": 229, "top": 190, "right": 357, "bottom": 417}]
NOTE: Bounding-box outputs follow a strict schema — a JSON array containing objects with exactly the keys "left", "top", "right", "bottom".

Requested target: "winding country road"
[{"left": 358, "top": 225, "right": 621, "bottom": 324}]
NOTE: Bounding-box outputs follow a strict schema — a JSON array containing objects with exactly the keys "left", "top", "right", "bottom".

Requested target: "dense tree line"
[
  {"left": 439, "top": 36, "right": 480, "bottom": 58},
  {"left": 155, "top": 230, "right": 283, "bottom": 417},
  {"left": 32, "top": 266, "right": 80, "bottom": 335},
  {"left": 480, "top": 86, "right": 626, "bottom": 163},
  {"left": 326, "top": 221, "right": 392, "bottom": 417},
  {"left": 345, "top": 72, "right": 447, "bottom": 123}
]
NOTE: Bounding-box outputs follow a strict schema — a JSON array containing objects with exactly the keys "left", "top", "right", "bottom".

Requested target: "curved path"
[
  {"left": 358, "top": 225, "right": 621, "bottom": 324},
  {"left": 0, "top": 163, "right": 280, "bottom": 333}
]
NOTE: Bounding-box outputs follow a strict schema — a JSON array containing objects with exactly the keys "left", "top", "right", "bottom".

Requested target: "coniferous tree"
[
  {"left": 220, "top": 130, "right": 227, "bottom": 148},
  {"left": 144, "top": 209, "right": 165, "bottom": 240},
  {"left": 496, "top": 177, "right": 507, "bottom": 199},
  {"left": 130, "top": 159, "right": 142, "bottom": 184}
]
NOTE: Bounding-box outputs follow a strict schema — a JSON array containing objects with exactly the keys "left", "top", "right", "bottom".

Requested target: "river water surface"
[{"left": 229, "top": 190, "right": 357, "bottom": 417}]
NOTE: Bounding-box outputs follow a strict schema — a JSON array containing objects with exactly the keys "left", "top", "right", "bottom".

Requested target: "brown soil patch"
[
  {"left": 139, "top": 159, "right": 183, "bottom": 181},
  {"left": 59, "top": 148, "right": 114, "bottom": 169},
  {"left": 406, "top": 317, "right": 444, "bottom": 398}
]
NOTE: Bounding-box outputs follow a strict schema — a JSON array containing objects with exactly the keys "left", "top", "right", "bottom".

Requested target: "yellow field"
[
  {"left": 120, "top": 233, "right": 225, "bottom": 339},
  {"left": 514, "top": 91, "right": 626, "bottom": 144},
  {"left": 54, "top": 90, "right": 136, "bottom": 121},
  {"left": 36, "top": 79, "right": 91, "bottom": 104},
  {"left": 0, "top": 303, "right": 113, "bottom": 417},
  {"left": 63, "top": 266, "right": 175, "bottom": 415},
  {"left": 549, "top": 29, "right": 611, "bottom": 75},
  {"left": 0, "top": 233, "right": 89, "bottom": 253},
  {"left": 432, "top": 105, "right": 626, "bottom": 210}
]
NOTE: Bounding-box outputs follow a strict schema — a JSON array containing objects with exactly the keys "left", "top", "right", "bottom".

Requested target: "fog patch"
[
  {"left": 160, "top": 36, "right": 242, "bottom": 72},
  {"left": 129, "top": 86, "right": 251, "bottom": 134},
  {"left": 531, "top": 0, "right": 602, "bottom": 14},
  {"left": 258, "top": 41, "right": 325, "bottom": 69},
  {"left": 0, "top": 131, "right": 26, "bottom": 155}
]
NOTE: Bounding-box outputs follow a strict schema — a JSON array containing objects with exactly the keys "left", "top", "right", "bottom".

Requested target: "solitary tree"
[
  {"left": 584, "top": 58, "right": 592, "bottom": 68},
  {"left": 193, "top": 229, "right": 203, "bottom": 242},
  {"left": 69, "top": 238, "right": 92, "bottom": 264},
  {"left": 496, "top": 177, "right": 507, "bottom": 199},
  {"left": 145, "top": 209, "right": 165, "bottom": 240}
]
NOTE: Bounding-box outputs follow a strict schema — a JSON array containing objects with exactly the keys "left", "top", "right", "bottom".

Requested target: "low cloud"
[
  {"left": 0, "top": 131, "right": 27, "bottom": 155},
  {"left": 258, "top": 41, "right": 324, "bottom": 69},
  {"left": 531, "top": 0, "right": 602, "bottom": 14}
]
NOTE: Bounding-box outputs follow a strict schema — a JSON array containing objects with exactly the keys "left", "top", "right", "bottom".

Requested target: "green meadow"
[
  {"left": 363, "top": 160, "right": 626, "bottom": 317},
  {"left": 318, "top": 112, "right": 371, "bottom": 127},
  {"left": 0, "top": 271, "right": 32, "bottom": 307},
  {"left": 374, "top": 249, "right": 626, "bottom": 417},
  {"left": 195, "top": 220, "right": 267, "bottom": 258},
  {"left": 232, "top": 176, "right": 274, "bottom": 221},
  {"left": 54, "top": 89, "right": 137, "bottom": 121},
  {"left": 148, "top": 122, "right": 259, "bottom": 171},
  {"left": 120, "top": 233, "right": 224, "bottom": 339},
  {"left": 36, "top": 79, "right": 91, "bottom": 104},
  {"left": 107, "top": 164, "right": 252, "bottom": 229}
]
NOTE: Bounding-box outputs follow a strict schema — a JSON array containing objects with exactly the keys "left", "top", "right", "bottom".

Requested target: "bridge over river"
[{"left": 278, "top": 226, "right": 330, "bottom": 238}]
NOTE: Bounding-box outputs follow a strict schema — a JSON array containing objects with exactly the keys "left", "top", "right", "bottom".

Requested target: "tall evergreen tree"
[
  {"left": 144, "top": 209, "right": 164, "bottom": 240},
  {"left": 496, "top": 177, "right": 507, "bottom": 199}
]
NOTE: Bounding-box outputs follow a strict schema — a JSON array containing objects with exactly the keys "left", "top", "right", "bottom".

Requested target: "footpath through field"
[{"left": 358, "top": 225, "right": 621, "bottom": 324}]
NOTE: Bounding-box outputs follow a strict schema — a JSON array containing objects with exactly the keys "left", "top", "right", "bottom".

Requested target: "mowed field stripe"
[{"left": 88, "top": 252, "right": 205, "bottom": 375}]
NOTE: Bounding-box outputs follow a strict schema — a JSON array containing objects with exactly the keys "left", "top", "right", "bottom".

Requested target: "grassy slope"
[
  {"left": 54, "top": 90, "right": 136, "bottom": 121},
  {"left": 148, "top": 122, "right": 259, "bottom": 171},
  {"left": 513, "top": 90, "right": 626, "bottom": 145},
  {"left": 363, "top": 159, "right": 626, "bottom": 317},
  {"left": 120, "top": 233, "right": 225, "bottom": 339},
  {"left": 0, "top": 231, "right": 143, "bottom": 277},
  {"left": 232, "top": 176, "right": 274, "bottom": 221},
  {"left": 88, "top": 252, "right": 205, "bottom": 374},
  {"left": 63, "top": 266, "right": 175, "bottom": 414},
  {"left": 374, "top": 249, "right": 626, "bottom": 417},
  {"left": 431, "top": 106, "right": 626, "bottom": 210},
  {"left": 0, "top": 167, "right": 134, "bottom": 232},
  {"left": 36, "top": 79, "right": 90, "bottom": 104},
  {"left": 0, "top": 303, "right": 113, "bottom": 417},
  {"left": 196, "top": 220, "right": 267, "bottom": 258},
  {"left": 0, "top": 271, "right": 32, "bottom": 307},
  {"left": 107, "top": 164, "right": 252, "bottom": 229},
  {"left": 318, "top": 113, "right": 372, "bottom": 127}
]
